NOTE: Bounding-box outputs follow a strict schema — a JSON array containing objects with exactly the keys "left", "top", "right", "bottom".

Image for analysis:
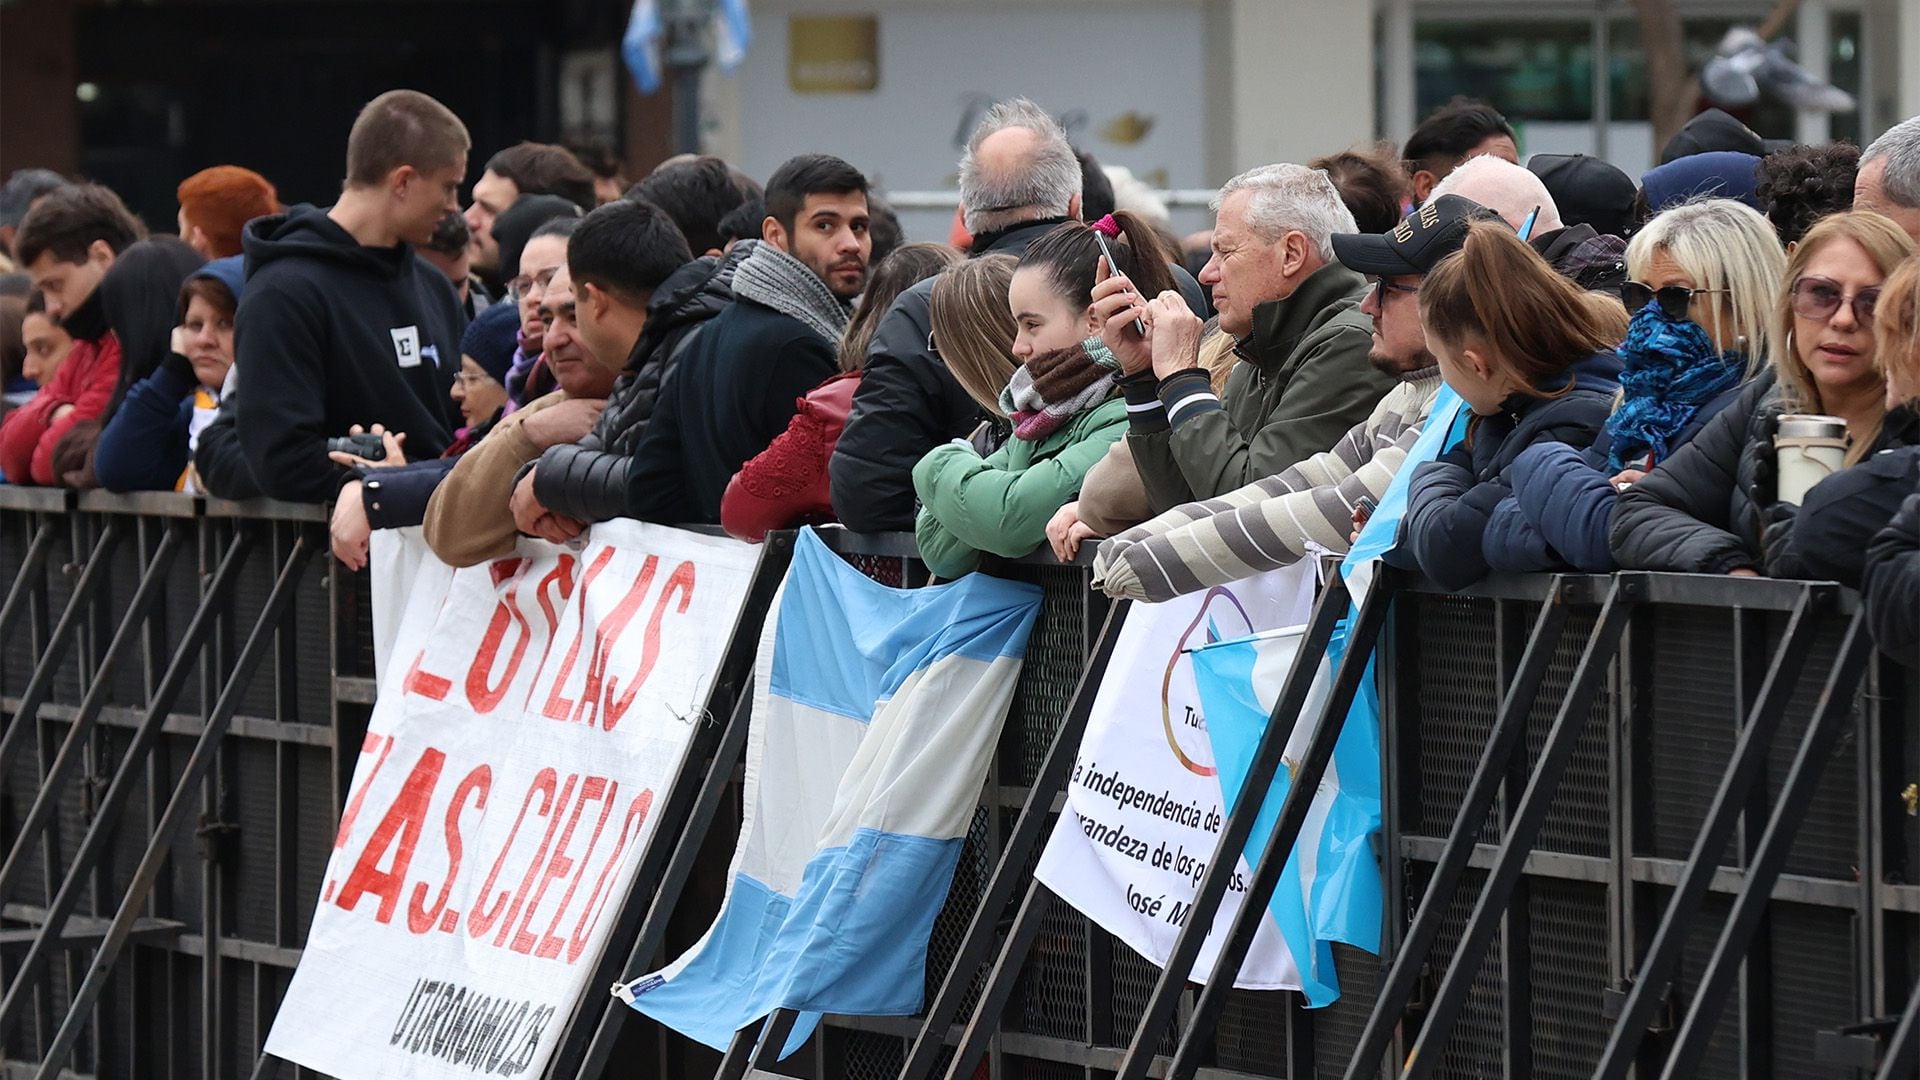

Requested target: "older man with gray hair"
[
  {"left": 1856, "top": 115, "right": 1920, "bottom": 244},
  {"left": 1070, "top": 161, "right": 1395, "bottom": 527},
  {"left": 830, "top": 97, "right": 1203, "bottom": 531}
]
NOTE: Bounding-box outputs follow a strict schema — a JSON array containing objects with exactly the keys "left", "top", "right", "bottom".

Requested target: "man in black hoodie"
[{"left": 221, "top": 89, "right": 470, "bottom": 503}]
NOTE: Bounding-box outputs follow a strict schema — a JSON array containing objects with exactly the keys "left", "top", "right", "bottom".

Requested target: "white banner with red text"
[{"left": 265, "top": 522, "right": 758, "bottom": 1080}]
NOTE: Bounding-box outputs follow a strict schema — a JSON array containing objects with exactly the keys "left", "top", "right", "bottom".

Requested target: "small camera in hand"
[{"left": 327, "top": 432, "right": 386, "bottom": 463}]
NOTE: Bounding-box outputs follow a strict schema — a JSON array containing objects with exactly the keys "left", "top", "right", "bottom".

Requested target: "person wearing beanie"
[
  {"left": 94, "top": 256, "right": 244, "bottom": 492},
  {"left": 176, "top": 166, "right": 281, "bottom": 260},
  {"left": 1660, "top": 108, "right": 1769, "bottom": 165},
  {"left": 1641, "top": 151, "right": 1765, "bottom": 212},
  {"left": 449, "top": 300, "right": 516, "bottom": 452}
]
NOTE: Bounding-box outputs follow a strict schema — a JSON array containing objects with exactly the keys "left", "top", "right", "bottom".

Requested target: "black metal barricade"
[{"left": 2, "top": 492, "right": 1914, "bottom": 1080}]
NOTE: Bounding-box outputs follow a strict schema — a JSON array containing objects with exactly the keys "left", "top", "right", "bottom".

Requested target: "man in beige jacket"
[{"left": 422, "top": 263, "right": 612, "bottom": 565}]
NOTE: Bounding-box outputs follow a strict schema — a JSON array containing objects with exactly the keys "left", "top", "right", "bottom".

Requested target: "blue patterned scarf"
[{"left": 1604, "top": 304, "right": 1748, "bottom": 470}]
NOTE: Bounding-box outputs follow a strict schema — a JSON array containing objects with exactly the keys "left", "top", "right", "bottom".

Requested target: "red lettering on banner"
[
  {"left": 498, "top": 773, "right": 578, "bottom": 949},
  {"left": 536, "top": 555, "right": 577, "bottom": 635},
  {"left": 335, "top": 747, "right": 446, "bottom": 923},
  {"left": 607, "top": 561, "right": 696, "bottom": 730},
  {"left": 407, "top": 764, "right": 490, "bottom": 934},
  {"left": 566, "top": 789, "right": 654, "bottom": 962},
  {"left": 520, "top": 775, "right": 607, "bottom": 959},
  {"left": 541, "top": 550, "right": 619, "bottom": 721},
  {"left": 571, "top": 556, "right": 659, "bottom": 730},
  {"left": 466, "top": 580, "right": 534, "bottom": 714},
  {"left": 488, "top": 557, "right": 525, "bottom": 587},
  {"left": 542, "top": 779, "right": 619, "bottom": 960},
  {"left": 402, "top": 648, "right": 453, "bottom": 701},
  {"left": 468, "top": 768, "right": 556, "bottom": 940},
  {"left": 333, "top": 733, "right": 393, "bottom": 849}
]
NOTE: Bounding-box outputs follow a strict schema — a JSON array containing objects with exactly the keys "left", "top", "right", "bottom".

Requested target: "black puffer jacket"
[
  {"left": 1399, "top": 352, "right": 1620, "bottom": 591},
  {"left": 828, "top": 220, "right": 1209, "bottom": 532},
  {"left": 1764, "top": 405, "right": 1920, "bottom": 585},
  {"left": 1863, "top": 490, "right": 1920, "bottom": 665},
  {"left": 531, "top": 246, "right": 744, "bottom": 523},
  {"left": 1612, "top": 372, "right": 1784, "bottom": 574}
]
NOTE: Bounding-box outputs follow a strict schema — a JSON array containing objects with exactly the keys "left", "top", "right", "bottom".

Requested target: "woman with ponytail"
[
  {"left": 911, "top": 212, "right": 1169, "bottom": 576},
  {"left": 1400, "top": 220, "right": 1623, "bottom": 590},
  {"left": 1482, "top": 198, "right": 1783, "bottom": 573}
]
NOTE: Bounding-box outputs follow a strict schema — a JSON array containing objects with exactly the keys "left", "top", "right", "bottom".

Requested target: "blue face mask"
[{"left": 1603, "top": 302, "right": 1748, "bottom": 470}]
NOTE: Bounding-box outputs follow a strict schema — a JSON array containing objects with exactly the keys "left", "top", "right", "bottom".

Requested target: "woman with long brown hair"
[
  {"left": 1399, "top": 219, "right": 1622, "bottom": 590},
  {"left": 1613, "top": 211, "right": 1915, "bottom": 577}
]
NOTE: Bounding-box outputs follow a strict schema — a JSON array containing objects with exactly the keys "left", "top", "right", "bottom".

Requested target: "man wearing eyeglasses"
[{"left": 1088, "top": 195, "right": 1498, "bottom": 602}]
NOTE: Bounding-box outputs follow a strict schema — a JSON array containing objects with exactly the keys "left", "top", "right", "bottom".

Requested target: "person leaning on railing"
[
  {"left": 1855, "top": 254, "right": 1920, "bottom": 664},
  {"left": 1612, "top": 211, "right": 1915, "bottom": 579},
  {"left": 93, "top": 257, "right": 243, "bottom": 493},
  {"left": 1396, "top": 220, "right": 1625, "bottom": 592},
  {"left": 912, "top": 215, "right": 1167, "bottom": 577},
  {"left": 1481, "top": 198, "right": 1784, "bottom": 574}
]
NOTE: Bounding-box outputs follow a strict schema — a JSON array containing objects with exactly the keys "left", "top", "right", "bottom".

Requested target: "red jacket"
[
  {"left": 721, "top": 371, "right": 861, "bottom": 542},
  {"left": 0, "top": 330, "right": 121, "bottom": 486}
]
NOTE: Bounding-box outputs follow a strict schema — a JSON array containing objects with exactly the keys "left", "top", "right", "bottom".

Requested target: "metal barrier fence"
[{"left": 1, "top": 491, "right": 1915, "bottom": 1079}]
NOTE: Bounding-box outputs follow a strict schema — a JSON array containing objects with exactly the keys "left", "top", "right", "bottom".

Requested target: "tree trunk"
[{"left": 1632, "top": 0, "right": 1801, "bottom": 154}]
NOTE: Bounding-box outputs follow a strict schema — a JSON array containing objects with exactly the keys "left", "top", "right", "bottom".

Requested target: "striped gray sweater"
[{"left": 1091, "top": 371, "right": 1442, "bottom": 601}]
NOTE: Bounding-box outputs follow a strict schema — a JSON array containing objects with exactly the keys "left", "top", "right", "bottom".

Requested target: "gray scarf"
[{"left": 730, "top": 242, "right": 850, "bottom": 345}]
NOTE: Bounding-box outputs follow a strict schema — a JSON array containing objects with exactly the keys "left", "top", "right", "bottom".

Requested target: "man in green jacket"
[{"left": 1091, "top": 162, "right": 1397, "bottom": 517}]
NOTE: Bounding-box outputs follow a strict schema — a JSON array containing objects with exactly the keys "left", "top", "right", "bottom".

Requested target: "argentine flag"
[
  {"left": 616, "top": 528, "right": 1042, "bottom": 1055},
  {"left": 1185, "top": 384, "right": 1468, "bottom": 1004}
]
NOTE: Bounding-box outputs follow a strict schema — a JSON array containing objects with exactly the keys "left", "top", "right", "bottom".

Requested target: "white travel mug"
[{"left": 1773, "top": 414, "right": 1848, "bottom": 505}]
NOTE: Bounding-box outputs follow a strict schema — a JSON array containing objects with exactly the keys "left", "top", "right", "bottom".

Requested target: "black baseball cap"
[
  {"left": 1527, "top": 153, "right": 1637, "bottom": 239},
  {"left": 1332, "top": 194, "right": 1500, "bottom": 277}
]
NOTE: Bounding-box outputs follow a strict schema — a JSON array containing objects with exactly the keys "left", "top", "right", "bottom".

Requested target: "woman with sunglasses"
[
  {"left": 1614, "top": 211, "right": 1915, "bottom": 576},
  {"left": 1482, "top": 199, "right": 1782, "bottom": 573},
  {"left": 1769, "top": 250, "right": 1920, "bottom": 587}
]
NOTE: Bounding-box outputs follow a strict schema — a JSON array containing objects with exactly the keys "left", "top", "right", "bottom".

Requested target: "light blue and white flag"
[
  {"left": 622, "top": 0, "right": 664, "bottom": 94},
  {"left": 615, "top": 528, "right": 1042, "bottom": 1056},
  {"left": 712, "top": 0, "right": 752, "bottom": 71},
  {"left": 1185, "top": 383, "right": 1469, "bottom": 1004}
]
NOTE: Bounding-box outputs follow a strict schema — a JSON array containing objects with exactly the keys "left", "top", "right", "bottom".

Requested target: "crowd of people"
[{"left": 1, "top": 90, "right": 1916, "bottom": 662}]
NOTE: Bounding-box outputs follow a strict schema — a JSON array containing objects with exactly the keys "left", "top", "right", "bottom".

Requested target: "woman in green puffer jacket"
[{"left": 913, "top": 212, "right": 1174, "bottom": 577}]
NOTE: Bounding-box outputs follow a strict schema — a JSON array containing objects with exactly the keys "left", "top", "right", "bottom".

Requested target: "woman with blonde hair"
[
  {"left": 928, "top": 254, "right": 1020, "bottom": 418},
  {"left": 1771, "top": 250, "right": 1920, "bottom": 589},
  {"left": 1861, "top": 254, "right": 1920, "bottom": 660},
  {"left": 1401, "top": 220, "right": 1621, "bottom": 591},
  {"left": 1614, "top": 210, "right": 1915, "bottom": 576},
  {"left": 1483, "top": 198, "right": 1784, "bottom": 572}
]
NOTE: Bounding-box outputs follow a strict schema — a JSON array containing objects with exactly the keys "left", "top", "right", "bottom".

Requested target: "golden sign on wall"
[{"left": 789, "top": 15, "right": 879, "bottom": 93}]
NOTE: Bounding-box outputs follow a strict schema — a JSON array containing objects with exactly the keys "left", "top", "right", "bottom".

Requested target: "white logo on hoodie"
[{"left": 391, "top": 325, "right": 421, "bottom": 368}]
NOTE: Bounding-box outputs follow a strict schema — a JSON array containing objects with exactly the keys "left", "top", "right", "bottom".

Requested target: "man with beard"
[
  {"left": 624, "top": 153, "right": 870, "bottom": 525},
  {"left": 1086, "top": 195, "right": 1500, "bottom": 601}
]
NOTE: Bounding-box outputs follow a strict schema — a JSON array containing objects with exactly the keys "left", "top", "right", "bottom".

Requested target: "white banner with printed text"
[
  {"left": 265, "top": 521, "right": 758, "bottom": 1079},
  {"left": 1033, "top": 561, "right": 1316, "bottom": 990}
]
